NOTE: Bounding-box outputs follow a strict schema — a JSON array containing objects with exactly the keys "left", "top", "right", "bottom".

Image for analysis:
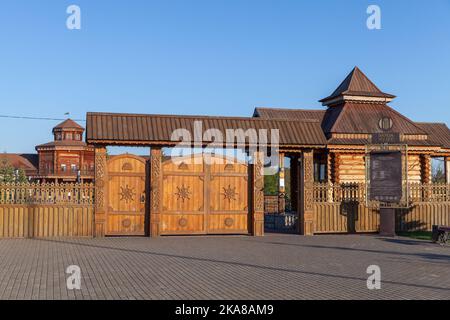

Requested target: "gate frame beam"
[{"left": 94, "top": 145, "right": 107, "bottom": 237}]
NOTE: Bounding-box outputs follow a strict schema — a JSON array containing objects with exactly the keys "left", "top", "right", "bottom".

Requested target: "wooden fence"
[
  {"left": 0, "top": 183, "right": 94, "bottom": 238},
  {"left": 313, "top": 182, "right": 450, "bottom": 203},
  {"left": 313, "top": 183, "right": 450, "bottom": 234}
]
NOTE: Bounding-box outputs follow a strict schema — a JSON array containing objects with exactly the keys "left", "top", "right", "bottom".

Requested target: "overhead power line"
[{"left": 0, "top": 115, "right": 85, "bottom": 122}]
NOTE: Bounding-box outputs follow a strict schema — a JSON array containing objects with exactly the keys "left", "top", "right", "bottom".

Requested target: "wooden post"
[
  {"left": 301, "top": 149, "right": 315, "bottom": 236},
  {"left": 278, "top": 152, "right": 286, "bottom": 214},
  {"left": 446, "top": 157, "right": 450, "bottom": 183},
  {"left": 150, "top": 147, "right": 162, "bottom": 237},
  {"left": 94, "top": 146, "right": 107, "bottom": 237},
  {"left": 290, "top": 155, "right": 298, "bottom": 212},
  {"left": 379, "top": 208, "right": 396, "bottom": 237},
  {"left": 252, "top": 151, "right": 264, "bottom": 236},
  {"left": 327, "top": 152, "right": 333, "bottom": 202}
]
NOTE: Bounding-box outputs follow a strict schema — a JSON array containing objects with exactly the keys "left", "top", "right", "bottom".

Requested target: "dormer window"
[
  {"left": 55, "top": 133, "right": 62, "bottom": 140},
  {"left": 75, "top": 133, "right": 81, "bottom": 141},
  {"left": 66, "top": 133, "right": 73, "bottom": 140}
]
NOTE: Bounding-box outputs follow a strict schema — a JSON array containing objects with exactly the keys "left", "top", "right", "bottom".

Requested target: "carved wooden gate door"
[
  {"left": 160, "top": 154, "right": 249, "bottom": 235},
  {"left": 106, "top": 154, "right": 146, "bottom": 235}
]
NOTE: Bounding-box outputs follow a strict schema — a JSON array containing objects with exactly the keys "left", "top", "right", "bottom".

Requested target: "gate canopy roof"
[{"left": 86, "top": 112, "right": 327, "bottom": 147}]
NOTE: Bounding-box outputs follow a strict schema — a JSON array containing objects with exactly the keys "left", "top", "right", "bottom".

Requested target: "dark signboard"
[
  {"left": 372, "top": 132, "right": 401, "bottom": 144},
  {"left": 369, "top": 151, "right": 402, "bottom": 203}
]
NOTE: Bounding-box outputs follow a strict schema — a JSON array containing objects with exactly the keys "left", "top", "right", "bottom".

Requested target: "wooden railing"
[
  {"left": 313, "top": 182, "right": 366, "bottom": 203},
  {"left": 36, "top": 169, "right": 95, "bottom": 177},
  {"left": 0, "top": 182, "right": 95, "bottom": 205},
  {"left": 408, "top": 182, "right": 450, "bottom": 202},
  {"left": 313, "top": 182, "right": 450, "bottom": 203}
]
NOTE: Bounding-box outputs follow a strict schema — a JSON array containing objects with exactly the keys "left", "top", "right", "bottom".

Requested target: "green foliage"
[
  {"left": 397, "top": 231, "right": 432, "bottom": 241},
  {"left": 264, "top": 172, "right": 278, "bottom": 195},
  {"left": 0, "top": 155, "right": 28, "bottom": 183},
  {"left": 17, "top": 168, "right": 28, "bottom": 183},
  {"left": 0, "top": 156, "right": 15, "bottom": 183}
]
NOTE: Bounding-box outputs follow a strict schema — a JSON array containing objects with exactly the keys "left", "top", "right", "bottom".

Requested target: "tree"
[
  {"left": 432, "top": 157, "right": 446, "bottom": 183},
  {"left": 432, "top": 166, "right": 446, "bottom": 183},
  {"left": 0, "top": 155, "right": 28, "bottom": 183},
  {"left": 0, "top": 156, "right": 15, "bottom": 183},
  {"left": 17, "top": 168, "right": 28, "bottom": 183}
]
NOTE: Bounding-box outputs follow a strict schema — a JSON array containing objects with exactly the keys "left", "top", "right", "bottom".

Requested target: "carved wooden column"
[
  {"left": 252, "top": 151, "right": 264, "bottom": 236},
  {"left": 278, "top": 152, "right": 286, "bottom": 214},
  {"left": 327, "top": 151, "right": 333, "bottom": 202},
  {"left": 301, "top": 149, "right": 315, "bottom": 236},
  {"left": 150, "top": 147, "right": 162, "bottom": 237},
  {"left": 94, "top": 146, "right": 107, "bottom": 237}
]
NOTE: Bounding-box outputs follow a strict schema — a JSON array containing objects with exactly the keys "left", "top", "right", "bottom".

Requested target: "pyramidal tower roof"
[
  {"left": 53, "top": 119, "right": 84, "bottom": 131},
  {"left": 320, "top": 67, "right": 395, "bottom": 106}
]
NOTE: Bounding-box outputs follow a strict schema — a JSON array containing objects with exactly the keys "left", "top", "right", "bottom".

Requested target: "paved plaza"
[{"left": 0, "top": 234, "right": 449, "bottom": 300}]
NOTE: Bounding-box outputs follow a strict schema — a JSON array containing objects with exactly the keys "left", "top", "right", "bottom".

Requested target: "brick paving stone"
[{"left": 0, "top": 234, "right": 448, "bottom": 300}]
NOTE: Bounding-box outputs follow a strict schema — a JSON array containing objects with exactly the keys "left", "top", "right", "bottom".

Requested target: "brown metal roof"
[
  {"left": 86, "top": 112, "right": 327, "bottom": 147},
  {"left": 327, "top": 103, "right": 427, "bottom": 135},
  {"left": 53, "top": 119, "right": 84, "bottom": 131},
  {"left": 0, "top": 154, "right": 38, "bottom": 175},
  {"left": 416, "top": 122, "right": 450, "bottom": 149},
  {"left": 36, "top": 140, "right": 88, "bottom": 149},
  {"left": 253, "top": 107, "right": 326, "bottom": 122},
  {"left": 320, "top": 67, "right": 395, "bottom": 103}
]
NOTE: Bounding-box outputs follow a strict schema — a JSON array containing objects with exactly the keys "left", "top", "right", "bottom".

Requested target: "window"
[
  {"left": 55, "top": 133, "right": 62, "bottom": 140},
  {"left": 314, "top": 154, "right": 327, "bottom": 183},
  {"left": 61, "top": 164, "right": 67, "bottom": 172},
  {"left": 431, "top": 157, "right": 446, "bottom": 183},
  {"left": 65, "top": 133, "right": 73, "bottom": 140},
  {"left": 71, "top": 164, "right": 77, "bottom": 172},
  {"left": 314, "top": 163, "right": 326, "bottom": 182}
]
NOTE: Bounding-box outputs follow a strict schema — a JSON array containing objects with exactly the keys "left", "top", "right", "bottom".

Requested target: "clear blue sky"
[{"left": 0, "top": 0, "right": 449, "bottom": 153}]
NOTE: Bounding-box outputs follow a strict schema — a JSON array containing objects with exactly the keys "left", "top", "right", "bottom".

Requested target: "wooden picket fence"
[
  {"left": 313, "top": 182, "right": 450, "bottom": 233},
  {"left": 0, "top": 182, "right": 94, "bottom": 238}
]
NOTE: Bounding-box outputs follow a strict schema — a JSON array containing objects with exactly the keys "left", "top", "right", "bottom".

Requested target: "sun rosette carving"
[
  {"left": 222, "top": 184, "right": 237, "bottom": 202},
  {"left": 175, "top": 184, "right": 191, "bottom": 202},
  {"left": 119, "top": 184, "right": 136, "bottom": 203}
]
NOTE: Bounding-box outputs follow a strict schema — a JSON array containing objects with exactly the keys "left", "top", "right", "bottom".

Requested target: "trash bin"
[{"left": 432, "top": 225, "right": 440, "bottom": 243}]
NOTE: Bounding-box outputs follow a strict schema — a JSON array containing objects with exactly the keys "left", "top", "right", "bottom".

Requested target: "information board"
[{"left": 369, "top": 151, "right": 402, "bottom": 203}]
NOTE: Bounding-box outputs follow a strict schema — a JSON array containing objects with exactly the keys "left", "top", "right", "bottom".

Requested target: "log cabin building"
[
  {"left": 85, "top": 67, "right": 450, "bottom": 237},
  {"left": 34, "top": 119, "right": 95, "bottom": 182},
  {"left": 254, "top": 67, "right": 450, "bottom": 186},
  {"left": 1, "top": 119, "right": 95, "bottom": 183}
]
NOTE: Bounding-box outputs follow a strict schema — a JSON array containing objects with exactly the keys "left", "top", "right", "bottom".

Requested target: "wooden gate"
[
  {"left": 160, "top": 154, "right": 249, "bottom": 235},
  {"left": 106, "top": 154, "right": 147, "bottom": 235}
]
